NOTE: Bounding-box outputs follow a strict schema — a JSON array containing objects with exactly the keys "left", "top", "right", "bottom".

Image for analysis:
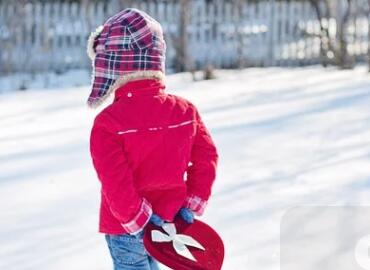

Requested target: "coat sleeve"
[
  {"left": 90, "top": 115, "right": 152, "bottom": 233},
  {"left": 184, "top": 109, "right": 219, "bottom": 216}
]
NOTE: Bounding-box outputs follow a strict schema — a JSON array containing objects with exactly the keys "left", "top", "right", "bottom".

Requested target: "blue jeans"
[{"left": 105, "top": 230, "right": 160, "bottom": 270}]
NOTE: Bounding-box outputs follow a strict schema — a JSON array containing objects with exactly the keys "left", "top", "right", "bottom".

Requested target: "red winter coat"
[{"left": 89, "top": 79, "right": 218, "bottom": 234}]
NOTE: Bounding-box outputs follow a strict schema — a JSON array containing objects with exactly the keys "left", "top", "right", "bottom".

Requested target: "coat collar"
[{"left": 114, "top": 79, "right": 166, "bottom": 102}]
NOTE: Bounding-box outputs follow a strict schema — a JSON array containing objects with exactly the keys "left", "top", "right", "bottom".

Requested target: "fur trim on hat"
[
  {"left": 87, "top": 25, "right": 104, "bottom": 60},
  {"left": 87, "top": 70, "right": 165, "bottom": 109}
]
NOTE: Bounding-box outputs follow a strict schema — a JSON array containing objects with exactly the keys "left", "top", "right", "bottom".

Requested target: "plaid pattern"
[
  {"left": 87, "top": 8, "right": 166, "bottom": 107},
  {"left": 121, "top": 198, "right": 153, "bottom": 234},
  {"left": 183, "top": 195, "right": 208, "bottom": 216}
]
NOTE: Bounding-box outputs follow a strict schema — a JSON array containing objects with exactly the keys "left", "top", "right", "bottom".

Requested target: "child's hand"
[
  {"left": 150, "top": 213, "right": 165, "bottom": 227},
  {"left": 178, "top": 207, "right": 194, "bottom": 224}
]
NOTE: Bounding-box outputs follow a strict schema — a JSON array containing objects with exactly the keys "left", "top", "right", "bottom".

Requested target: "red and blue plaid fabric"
[
  {"left": 87, "top": 8, "right": 166, "bottom": 107},
  {"left": 183, "top": 195, "right": 208, "bottom": 216},
  {"left": 121, "top": 198, "right": 153, "bottom": 234}
]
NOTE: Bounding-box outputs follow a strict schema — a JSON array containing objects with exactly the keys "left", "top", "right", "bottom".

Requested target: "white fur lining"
[
  {"left": 87, "top": 70, "right": 165, "bottom": 109},
  {"left": 87, "top": 25, "right": 104, "bottom": 60}
]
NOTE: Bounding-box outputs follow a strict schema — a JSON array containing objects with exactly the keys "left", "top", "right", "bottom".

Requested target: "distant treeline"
[{"left": 0, "top": 0, "right": 369, "bottom": 74}]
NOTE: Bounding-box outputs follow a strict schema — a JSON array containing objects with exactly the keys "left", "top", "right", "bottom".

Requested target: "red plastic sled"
[{"left": 143, "top": 217, "right": 224, "bottom": 270}]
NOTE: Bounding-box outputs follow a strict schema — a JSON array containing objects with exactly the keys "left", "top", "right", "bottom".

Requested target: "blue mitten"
[
  {"left": 150, "top": 213, "right": 165, "bottom": 227},
  {"left": 179, "top": 207, "right": 194, "bottom": 224}
]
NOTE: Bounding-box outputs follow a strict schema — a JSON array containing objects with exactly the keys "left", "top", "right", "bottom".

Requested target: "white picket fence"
[{"left": 0, "top": 0, "right": 369, "bottom": 73}]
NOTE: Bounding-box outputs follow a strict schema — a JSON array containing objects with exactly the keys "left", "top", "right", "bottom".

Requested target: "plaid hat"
[{"left": 86, "top": 8, "right": 166, "bottom": 108}]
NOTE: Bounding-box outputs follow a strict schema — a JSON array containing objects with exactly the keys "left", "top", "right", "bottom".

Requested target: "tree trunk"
[
  {"left": 337, "top": 0, "right": 354, "bottom": 69},
  {"left": 368, "top": 0, "right": 370, "bottom": 72},
  {"left": 234, "top": 0, "right": 245, "bottom": 69},
  {"left": 309, "top": 0, "right": 330, "bottom": 67},
  {"left": 177, "top": 0, "right": 189, "bottom": 72},
  {"left": 309, "top": 0, "right": 354, "bottom": 69}
]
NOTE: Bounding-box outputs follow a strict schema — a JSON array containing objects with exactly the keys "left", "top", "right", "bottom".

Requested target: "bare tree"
[
  {"left": 368, "top": 0, "right": 370, "bottom": 72},
  {"left": 309, "top": 0, "right": 355, "bottom": 69},
  {"left": 171, "top": 0, "right": 190, "bottom": 73},
  {"left": 309, "top": 0, "right": 330, "bottom": 67},
  {"left": 234, "top": 0, "right": 246, "bottom": 69},
  {"left": 337, "top": 0, "right": 355, "bottom": 69}
]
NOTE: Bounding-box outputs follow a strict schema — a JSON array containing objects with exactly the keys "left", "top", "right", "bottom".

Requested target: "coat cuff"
[
  {"left": 121, "top": 198, "right": 153, "bottom": 234},
  {"left": 183, "top": 194, "right": 207, "bottom": 216}
]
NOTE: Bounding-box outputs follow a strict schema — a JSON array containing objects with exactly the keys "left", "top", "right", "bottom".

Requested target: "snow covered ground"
[{"left": 1, "top": 66, "right": 370, "bottom": 270}]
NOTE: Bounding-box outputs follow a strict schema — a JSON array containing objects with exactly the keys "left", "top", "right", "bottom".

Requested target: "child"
[{"left": 87, "top": 8, "right": 218, "bottom": 270}]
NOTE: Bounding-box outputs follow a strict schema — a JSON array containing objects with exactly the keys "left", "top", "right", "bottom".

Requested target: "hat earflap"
[{"left": 87, "top": 25, "right": 104, "bottom": 60}]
